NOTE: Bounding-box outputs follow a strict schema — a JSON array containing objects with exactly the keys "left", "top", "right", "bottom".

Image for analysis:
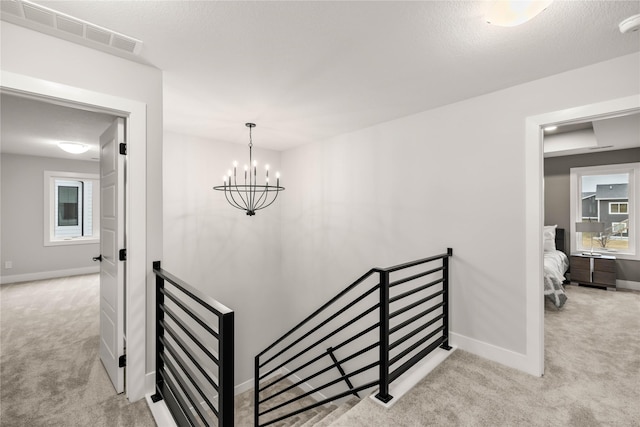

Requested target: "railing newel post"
[
  {"left": 440, "top": 249, "right": 453, "bottom": 351},
  {"left": 151, "top": 260, "right": 165, "bottom": 402},
  {"left": 219, "top": 311, "right": 235, "bottom": 427},
  {"left": 375, "top": 270, "right": 393, "bottom": 403}
]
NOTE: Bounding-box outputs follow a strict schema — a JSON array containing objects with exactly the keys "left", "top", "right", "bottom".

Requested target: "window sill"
[{"left": 44, "top": 237, "right": 100, "bottom": 247}]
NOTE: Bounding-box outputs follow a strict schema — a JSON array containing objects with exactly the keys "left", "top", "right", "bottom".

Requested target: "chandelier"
[{"left": 213, "top": 123, "right": 284, "bottom": 216}]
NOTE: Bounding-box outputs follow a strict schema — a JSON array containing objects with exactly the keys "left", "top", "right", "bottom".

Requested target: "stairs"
[{"left": 234, "top": 377, "right": 362, "bottom": 427}]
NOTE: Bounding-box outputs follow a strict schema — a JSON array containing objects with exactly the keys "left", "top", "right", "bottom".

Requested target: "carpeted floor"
[
  {"left": 3, "top": 277, "right": 638, "bottom": 426},
  {"left": 0, "top": 274, "right": 155, "bottom": 427},
  {"left": 329, "top": 284, "right": 640, "bottom": 426}
]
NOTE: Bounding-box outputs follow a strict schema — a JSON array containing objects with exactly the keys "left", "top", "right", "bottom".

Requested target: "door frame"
[
  {"left": 524, "top": 94, "right": 640, "bottom": 377},
  {"left": 1, "top": 70, "right": 148, "bottom": 402}
]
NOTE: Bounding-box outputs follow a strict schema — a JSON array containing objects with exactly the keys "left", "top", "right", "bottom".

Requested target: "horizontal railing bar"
[
  {"left": 162, "top": 306, "right": 219, "bottom": 365},
  {"left": 389, "top": 290, "right": 444, "bottom": 319},
  {"left": 160, "top": 352, "right": 218, "bottom": 422},
  {"left": 389, "top": 302, "right": 444, "bottom": 335},
  {"left": 162, "top": 287, "right": 219, "bottom": 339},
  {"left": 159, "top": 368, "right": 200, "bottom": 427},
  {"left": 389, "top": 335, "right": 446, "bottom": 383},
  {"left": 260, "top": 322, "right": 379, "bottom": 391},
  {"left": 154, "top": 266, "right": 232, "bottom": 317},
  {"left": 388, "top": 266, "right": 443, "bottom": 288},
  {"left": 161, "top": 338, "right": 219, "bottom": 413},
  {"left": 161, "top": 322, "right": 219, "bottom": 391},
  {"left": 259, "top": 285, "right": 379, "bottom": 369},
  {"left": 259, "top": 381, "right": 378, "bottom": 427},
  {"left": 389, "top": 325, "right": 445, "bottom": 366},
  {"left": 373, "top": 252, "right": 450, "bottom": 274},
  {"left": 389, "top": 278, "right": 444, "bottom": 303},
  {"left": 259, "top": 361, "right": 379, "bottom": 417},
  {"left": 257, "top": 269, "right": 378, "bottom": 358},
  {"left": 389, "top": 314, "right": 444, "bottom": 351},
  {"left": 259, "top": 300, "right": 379, "bottom": 379},
  {"left": 260, "top": 341, "right": 379, "bottom": 405},
  {"left": 160, "top": 363, "right": 212, "bottom": 427}
]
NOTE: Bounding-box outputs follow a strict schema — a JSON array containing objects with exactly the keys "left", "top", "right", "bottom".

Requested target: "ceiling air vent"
[
  {"left": 1, "top": 0, "right": 143, "bottom": 57},
  {"left": 22, "top": 2, "right": 54, "bottom": 27},
  {"left": 56, "top": 15, "right": 84, "bottom": 37},
  {"left": 0, "top": 0, "right": 23, "bottom": 17}
]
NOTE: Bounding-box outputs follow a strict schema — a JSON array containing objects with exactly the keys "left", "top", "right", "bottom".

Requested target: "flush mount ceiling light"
[
  {"left": 213, "top": 123, "right": 284, "bottom": 216},
  {"left": 486, "top": 0, "right": 554, "bottom": 27},
  {"left": 544, "top": 125, "right": 558, "bottom": 132},
  {"left": 58, "top": 141, "right": 90, "bottom": 154},
  {"left": 619, "top": 14, "right": 640, "bottom": 34}
]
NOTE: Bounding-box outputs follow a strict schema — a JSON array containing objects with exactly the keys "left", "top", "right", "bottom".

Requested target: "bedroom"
[{"left": 542, "top": 111, "right": 640, "bottom": 309}]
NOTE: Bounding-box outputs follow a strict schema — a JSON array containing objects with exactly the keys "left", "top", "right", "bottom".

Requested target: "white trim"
[
  {"left": 0, "top": 70, "right": 148, "bottom": 402},
  {"left": 145, "top": 394, "right": 177, "bottom": 427},
  {"left": 617, "top": 280, "right": 640, "bottom": 292},
  {"left": 0, "top": 266, "right": 100, "bottom": 285},
  {"left": 369, "top": 345, "right": 456, "bottom": 409},
  {"left": 526, "top": 95, "right": 640, "bottom": 377},
  {"left": 451, "top": 332, "right": 531, "bottom": 372}
]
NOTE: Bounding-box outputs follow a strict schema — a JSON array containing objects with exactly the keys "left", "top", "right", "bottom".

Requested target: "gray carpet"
[
  {"left": 0, "top": 274, "right": 155, "bottom": 427},
  {"left": 328, "top": 285, "right": 640, "bottom": 426}
]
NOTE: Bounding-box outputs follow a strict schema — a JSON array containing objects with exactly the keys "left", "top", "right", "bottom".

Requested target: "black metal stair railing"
[
  {"left": 151, "top": 261, "right": 234, "bottom": 427},
  {"left": 255, "top": 249, "right": 453, "bottom": 426}
]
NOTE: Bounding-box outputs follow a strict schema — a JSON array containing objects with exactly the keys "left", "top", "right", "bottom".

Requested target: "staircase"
[{"left": 234, "top": 377, "right": 361, "bottom": 427}]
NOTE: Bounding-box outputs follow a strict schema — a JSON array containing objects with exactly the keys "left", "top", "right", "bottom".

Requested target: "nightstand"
[{"left": 570, "top": 253, "right": 617, "bottom": 290}]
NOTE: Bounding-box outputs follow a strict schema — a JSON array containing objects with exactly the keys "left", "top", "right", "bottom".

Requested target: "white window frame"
[
  {"left": 570, "top": 163, "right": 639, "bottom": 260},
  {"left": 44, "top": 171, "right": 100, "bottom": 246},
  {"left": 609, "top": 202, "right": 628, "bottom": 215}
]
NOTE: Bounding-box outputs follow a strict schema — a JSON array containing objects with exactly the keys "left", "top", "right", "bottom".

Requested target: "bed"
[{"left": 544, "top": 226, "right": 570, "bottom": 309}]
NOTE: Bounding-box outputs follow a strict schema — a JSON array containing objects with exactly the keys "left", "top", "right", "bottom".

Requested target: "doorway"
[
  {"left": 0, "top": 70, "right": 148, "bottom": 402},
  {"left": 525, "top": 95, "right": 640, "bottom": 377}
]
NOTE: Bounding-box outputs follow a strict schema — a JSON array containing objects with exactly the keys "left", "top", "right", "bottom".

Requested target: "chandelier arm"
[
  {"left": 231, "top": 174, "right": 249, "bottom": 210},
  {"left": 253, "top": 185, "right": 270, "bottom": 210},
  {"left": 224, "top": 188, "right": 248, "bottom": 211},
  {"left": 254, "top": 188, "right": 280, "bottom": 211}
]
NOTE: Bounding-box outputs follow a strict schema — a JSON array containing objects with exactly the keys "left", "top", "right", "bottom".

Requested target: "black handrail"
[
  {"left": 255, "top": 249, "right": 453, "bottom": 426},
  {"left": 151, "top": 261, "right": 234, "bottom": 427}
]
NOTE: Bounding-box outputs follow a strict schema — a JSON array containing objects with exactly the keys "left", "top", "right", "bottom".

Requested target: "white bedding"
[{"left": 544, "top": 250, "right": 569, "bottom": 308}]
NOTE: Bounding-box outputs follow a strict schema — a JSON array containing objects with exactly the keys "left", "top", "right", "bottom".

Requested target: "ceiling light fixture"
[
  {"left": 213, "top": 123, "right": 284, "bottom": 216},
  {"left": 544, "top": 125, "right": 558, "bottom": 132},
  {"left": 58, "top": 141, "right": 90, "bottom": 154},
  {"left": 486, "top": 0, "right": 553, "bottom": 27}
]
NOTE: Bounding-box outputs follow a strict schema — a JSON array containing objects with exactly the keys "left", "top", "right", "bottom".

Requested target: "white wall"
[
  {"left": 163, "top": 131, "right": 287, "bottom": 386},
  {"left": 0, "top": 22, "right": 163, "bottom": 386},
  {"left": 0, "top": 154, "right": 100, "bottom": 282},
  {"left": 280, "top": 53, "right": 640, "bottom": 363}
]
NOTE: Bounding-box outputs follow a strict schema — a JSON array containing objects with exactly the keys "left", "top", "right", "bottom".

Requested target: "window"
[
  {"left": 609, "top": 202, "right": 628, "bottom": 214},
  {"left": 570, "top": 163, "right": 639, "bottom": 260},
  {"left": 44, "top": 171, "right": 99, "bottom": 246}
]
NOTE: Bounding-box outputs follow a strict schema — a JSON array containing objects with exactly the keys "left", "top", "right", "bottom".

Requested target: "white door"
[{"left": 99, "top": 117, "right": 126, "bottom": 393}]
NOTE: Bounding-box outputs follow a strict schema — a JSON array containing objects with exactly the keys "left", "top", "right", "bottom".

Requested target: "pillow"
[{"left": 543, "top": 225, "right": 557, "bottom": 252}]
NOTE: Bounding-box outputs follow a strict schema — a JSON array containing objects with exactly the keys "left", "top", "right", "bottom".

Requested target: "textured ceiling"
[{"left": 1, "top": 1, "right": 639, "bottom": 152}]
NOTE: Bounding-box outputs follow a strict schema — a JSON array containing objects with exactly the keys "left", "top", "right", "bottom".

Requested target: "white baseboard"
[
  {"left": 146, "top": 393, "right": 177, "bottom": 427},
  {"left": 617, "top": 279, "right": 640, "bottom": 291},
  {"left": 370, "top": 345, "right": 456, "bottom": 409},
  {"left": 0, "top": 266, "right": 99, "bottom": 284},
  {"left": 450, "top": 332, "right": 532, "bottom": 374}
]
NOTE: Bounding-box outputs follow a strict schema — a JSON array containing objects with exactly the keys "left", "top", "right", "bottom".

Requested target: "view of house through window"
[
  {"left": 44, "top": 171, "right": 99, "bottom": 246},
  {"left": 580, "top": 173, "right": 630, "bottom": 251}
]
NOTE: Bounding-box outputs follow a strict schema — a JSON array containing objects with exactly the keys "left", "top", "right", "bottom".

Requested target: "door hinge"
[
  {"left": 119, "top": 249, "right": 127, "bottom": 261},
  {"left": 119, "top": 143, "right": 127, "bottom": 155},
  {"left": 119, "top": 354, "right": 126, "bottom": 368}
]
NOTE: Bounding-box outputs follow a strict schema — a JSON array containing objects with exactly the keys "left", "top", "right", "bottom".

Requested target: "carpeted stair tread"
[
  {"left": 298, "top": 404, "right": 338, "bottom": 427},
  {"left": 314, "top": 398, "right": 359, "bottom": 427}
]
